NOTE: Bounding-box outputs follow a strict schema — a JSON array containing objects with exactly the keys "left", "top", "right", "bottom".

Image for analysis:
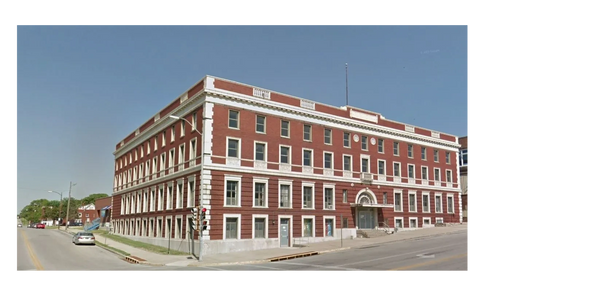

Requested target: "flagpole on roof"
[{"left": 345, "top": 63, "right": 349, "bottom": 106}]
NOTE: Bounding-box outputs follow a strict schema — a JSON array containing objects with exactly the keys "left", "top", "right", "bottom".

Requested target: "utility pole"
[{"left": 65, "top": 181, "right": 76, "bottom": 230}]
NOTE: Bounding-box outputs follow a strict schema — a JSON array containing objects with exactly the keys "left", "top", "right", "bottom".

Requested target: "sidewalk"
[{"left": 58, "top": 224, "right": 467, "bottom": 267}]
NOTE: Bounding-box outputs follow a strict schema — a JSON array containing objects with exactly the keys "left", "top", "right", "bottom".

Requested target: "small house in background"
[
  {"left": 77, "top": 204, "right": 97, "bottom": 225},
  {"left": 94, "top": 196, "right": 113, "bottom": 228}
]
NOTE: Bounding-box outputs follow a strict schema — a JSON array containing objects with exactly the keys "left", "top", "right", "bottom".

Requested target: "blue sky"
[{"left": 16, "top": 25, "right": 467, "bottom": 213}]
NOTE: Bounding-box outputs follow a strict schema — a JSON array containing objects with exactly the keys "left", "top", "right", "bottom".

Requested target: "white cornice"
[
  {"left": 204, "top": 88, "right": 459, "bottom": 149},
  {"left": 113, "top": 93, "right": 206, "bottom": 157}
]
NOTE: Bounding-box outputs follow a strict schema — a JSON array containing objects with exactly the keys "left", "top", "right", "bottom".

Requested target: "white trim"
[
  {"left": 421, "top": 146, "right": 427, "bottom": 161},
  {"left": 301, "top": 181, "right": 315, "bottom": 209},
  {"left": 377, "top": 138, "right": 384, "bottom": 153},
  {"left": 407, "top": 144, "right": 414, "bottom": 158},
  {"left": 408, "top": 191, "right": 417, "bottom": 212},
  {"left": 303, "top": 123, "right": 312, "bottom": 142},
  {"left": 408, "top": 164, "right": 415, "bottom": 179},
  {"left": 223, "top": 214, "right": 242, "bottom": 240},
  {"left": 421, "top": 165, "right": 429, "bottom": 181},
  {"left": 435, "top": 193, "right": 443, "bottom": 213},
  {"left": 280, "top": 119, "right": 290, "bottom": 138},
  {"left": 323, "top": 184, "right": 336, "bottom": 210},
  {"left": 252, "top": 214, "right": 269, "bottom": 239},
  {"left": 433, "top": 149, "right": 439, "bottom": 163},
  {"left": 434, "top": 167, "right": 441, "bottom": 182},
  {"left": 278, "top": 215, "right": 293, "bottom": 246},
  {"left": 228, "top": 109, "right": 240, "bottom": 129},
  {"left": 361, "top": 135, "right": 368, "bottom": 151},
  {"left": 279, "top": 144, "right": 291, "bottom": 165},
  {"left": 323, "top": 216, "right": 336, "bottom": 237},
  {"left": 324, "top": 128, "right": 333, "bottom": 145},
  {"left": 393, "top": 189, "right": 403, "bottom": 212},
  {"left": 343, "top": 154, "right": 353, "bottom": 172},
  {"left": 408, "top": 217, "right": 418, "bottom": 228},
  {"left": 360, "top": 154, "right": 370, "bottom": 173},
  {"left": 446, "top": 169, "right": 453, "bottom": 184},
  {"left": 187, "top": 177, "right": 195, "bottom": 208},
  {"left": 178, "top": 143, "right": 186, "bottom": 172},
  {"left": 224, "top": 175, "right": 242, "bottom": 207},
  {"left": 323, "top": 151, "right": 334, "bottom": 170},
  {"left": 255, "top": 114, "right": 266, "bottom": 134},
  {"left": 377, "top": 159, "right": 386, "bottom": 176},
  {"left": 422, "top": 217, "right": 432, "bottom": 227},
  {"left": 422, "top": 191, "right": 431, "bottom": 213},
  {"left": 302, "top": 215, "right": 316, "bottom": 237},
  {"left": 393, "top": 161, "right": 402, "bottom": 179},
  {"left": 176, "top": 179, "right": 184, "bottom": 209},
  {"left": 226, "top": 136, "right": 241, "bottom": 159},
  {"left": 343, "top": 132, "right": 351, "bottom": 148},
  {"left": 447, "top": 194, "right": 455, "bottom": 214},
  {"left": 254, "top": 140, "right": 268, "bottom": 162},
  {"left": 165, "top": 216, "right": 173, "bottom": 238},
  {"left": 302, "top": 148, "right": 314, "bottom": 167},
  {"left": 175, "top": 215, "right": 183, "bottom": 239},
  {"left": 278, "top": 180, "right": 293, "bottom": 209},
  {"left": 394, "top": 217, "right": 404, "bottom": 229},
  {"left": 252, "top": 177, "right": 269, "bottom": 208}
]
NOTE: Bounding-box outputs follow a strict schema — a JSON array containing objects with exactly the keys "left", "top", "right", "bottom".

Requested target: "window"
[
  {"left": 395, "top": 218, "right": 403, "bottom": 229},
  {"left": 448, "top": 196, "right": 455, "bottom": 213},
  {"left": 409, "top": 193, "right": 416, "bottom": 212},
  {"left": 303, "top": 149, "right": 312, "bottom": 166},
  {"left": 361, "top": 158, "right": 369, "bottom": 173},
  {"left": 421, "top": 147, "right": 427, "bottom": 160},
  {"left": 343, "top": 132, "right": 351, "bottom": 148},
  {"left": 180, "top": 120, "right": 185, "bottom": 137},
  {"left": 158, "top": 187, "right": 164, "bottom": 211},
  {"left": 281, "top": 120, "right": 289, "bottom": 137},
  {"left": 135, "top": 151, "right": 138, "bottom": 161},
  {"left": 176, "top": 182, "right": 183, "bottom": 208},
  {"left": 187, "top": 180, "right": 195, "bottom": 208},
  {"left": 154, "top": 136, "right": 158, "bottom": 151},
  {"left": 256, "top": 115, "right": 266, "bottom": 133},
  {"left": 160, "top": 153, "right": 166, "bottom": 172},
  {"left": 446, "top": 170, "right": 453, "bottom": 183},
  {"left": 408, "top": 144, "right": 413, "bottom": 158},
  {"left": 303, "top": 218, "right": 314, "bottom": 237},
  {"left": 225, "top": 179, "right": 240, "bottom": 206},
  {"left": 324, "top": 187, "right": 334, "bottom": 209},
  {"left": 343, "top": 155, "right": 352, "bottom": 171},
  {"left": 225, "top": 216, "right": 239, "bottom": 239},
  {"left": 393, "top": 142, "right": 399, "bottom": 156},
  {"left": 255, "top": 142, "right": 266, "bottom": 161},
  {"left": 192, "top": 112, "right": 197, "bottom": 131},
  {"left": 254, "top": 217, "right": 266, "bottom": 238},
  {"left": 325, "top": 218, "right": 334, "bottom": 237},
  {"left": 436, "top": 217, "right": 444, "bottom": 224},
  {"left": 302, "top": 185, "right": 314, "bottom": 209},
  {"left": 423, "top": 218, "right": 431, "bottom": 226},
  {"left": 422, "top": 193, "right": 430, "bottom": 213},
  {"left": 279, "top": 183, "right": 291, "bottom": 208},
  {"left": 394, "top": 192, "right": 403, "bottom": 212},
  {"left": 421, "top": 166, "right": 428, "bottom": 180},
  {"left": 408, "top": 164, "right": 415, "bottom": 179},
  {"left": 324, "top": 128, "right": 332, "bottom": 145},
  {"left": 324, "top": 152, "right": 333, "bottom": 169},
  {"left": 435, "top": 195, "right": 443, "bottom": 213},
  {"left": 434, "top": 150, "right": 439, "bottom": 162},
  {"left": 167, "top": 185, "right": 173, "bottom": 209},
  {"left": 343, "top": 189, "right": 348, "bottom": 203},
  {"left": 378, "top": 160, "right": 385, "bottom": 175},
  {"left": 171, "top": 125, "right": 175, "bottom": 142},
  {"left": 383, "top": 192, "right": 388, "bottom": 204},
  {"left": 190, "top": 139, "right": 197, "bottom": 161},
  {"left": 446, "top": 152, "right": 451, "bottom": 164},
  {"left": 460, "top": 149, "right": 468, "bottom": 166},
  {"left": 150, "top": 190, "right": 155, "bottom": 212},
  {"left": 280, "top": 146, "right": 290, "bottom": 164},
  {"left": 409, "top": 218, "right": 417, "bottom": 228},
  {"left": 227, "top": 138, "right": 240, "bottom": 158},
  {"left": 254, "top": 181, "right": 267, "bottom": 207},
  {"left": 378, "top": 139, "right": 384, "bottom": 153},
  {"left": 393, "top": 162, "right": 401, "bottom": 177},
  {"left": 177, "top": 144, "right": 185, "bottom": 169},
  {"left": 169, "top": 149, "right": 175, "bottom": 171},
  {"left": 361, "top": 136, "right": 368, "bottom": 150},
  {"left": 147, "top": 142, "right": 150, "bottom": 154},
  {"left": 228, "top": 110, "right": 239, "bottom": 129},
  {"left": 303, "top": 124, "right": 312, "bottom": 141},
  {"left": 434, "top": 168, "right": 441, "bottom": 181},
  {"left": 176, "top": 217, "right": 182, "bottom": 238}
]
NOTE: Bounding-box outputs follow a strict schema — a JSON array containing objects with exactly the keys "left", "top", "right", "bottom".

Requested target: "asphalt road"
[{"left": 17, "top": 227, "right": 466, "bottom": 271}]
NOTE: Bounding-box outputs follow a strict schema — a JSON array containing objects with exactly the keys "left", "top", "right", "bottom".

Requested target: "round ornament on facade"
[
  {"left": 370, "top": 137, "right": 376, "bottom": 145},
  {"left": 353, "top": 134, "right": 359, "bottom": 142}
]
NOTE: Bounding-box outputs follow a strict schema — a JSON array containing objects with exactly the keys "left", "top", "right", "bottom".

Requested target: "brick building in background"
[
  {"left": 459, "top": 136, "right": 468, "bottom": 222},
  {"left": 109, "top": 75, "right": 463, "bottom": 255}
]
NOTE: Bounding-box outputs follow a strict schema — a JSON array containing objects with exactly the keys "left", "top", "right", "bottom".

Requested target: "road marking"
[
  {"left": 200, "top": 266, "right": 226, "bottom": 271},
  {"left": 390, "top": 253, "right": 467, "bottom": 270},
  {"left": 416, "top": 254, "right": 436, "bottom": 258},
  {"left": 275, "top": 261, "right": 362, "bottom": 271},
  {"left": 245, "top": 264, "right": 281, "bottom": 270},
  {"left": 338, "top": 242, "right": 466, "bottom": 267},
  {"left": 20, "top": 230, "right": 44, "bottom": 270}
]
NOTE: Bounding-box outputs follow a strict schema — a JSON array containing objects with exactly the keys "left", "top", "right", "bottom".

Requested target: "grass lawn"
[{"left": 92, "top": 230, "right": 188, "bottom": 255}]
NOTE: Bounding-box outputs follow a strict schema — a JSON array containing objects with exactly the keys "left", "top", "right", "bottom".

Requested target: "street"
[{"left": 17, "top": 227, "right": 467, "bottom": 271}]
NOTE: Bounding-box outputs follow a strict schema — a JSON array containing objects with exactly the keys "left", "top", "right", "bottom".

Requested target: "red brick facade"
[{"left": 109, "top": 75, "right": 462, "bottom": 255}]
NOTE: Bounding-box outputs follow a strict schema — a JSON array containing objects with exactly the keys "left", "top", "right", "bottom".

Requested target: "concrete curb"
[
  {"left": 187, "top": 259, "right": 271, "bottom": 268},
  {"left": 318, "top": 247, "right": 351, "bottom": 254}
]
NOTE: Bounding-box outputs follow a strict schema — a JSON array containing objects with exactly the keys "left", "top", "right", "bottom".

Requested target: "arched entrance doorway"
[{"left": 356, "top": 191, "right": 377, "bottom": 229}]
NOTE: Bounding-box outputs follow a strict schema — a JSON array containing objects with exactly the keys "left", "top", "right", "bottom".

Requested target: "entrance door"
[
  {"left": 358, "top": 209, "right": 375, "bottom": 229},
  {"left": 280, "top": 219, "right": 290, "bottom": 247}
]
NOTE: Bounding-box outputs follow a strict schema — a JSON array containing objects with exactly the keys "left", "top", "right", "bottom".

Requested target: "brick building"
[
  {"left": 459, "top": 136, "right": 468, "bottom": 222},
  {"left": 110, "top": 75, "right": 463, "bottom": 255}
]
